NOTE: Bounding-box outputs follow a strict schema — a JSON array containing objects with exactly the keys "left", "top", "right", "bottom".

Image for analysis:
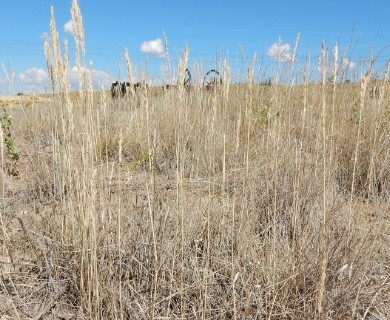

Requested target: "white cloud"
[
  {"left": 64, "top": 20, "right": 74, "bottom": 35},
  {"left": 19, "top": 68, "right": 49, "bottom": 85},
  {"left": 267, "top": 39, "right": 292, "bottom": 63},
  {"left": 90, "top": 69, "right": 113, "bottom": 89},
  {"left": 5, "top": 66, "right": 113, "bottom": 94},
  {"left": 70, "top": 66, "right": 113, "bottom": 90},
  {"left": 140, "top": 38, "right": 165, "bottom": 57},
  {"left": 342, "top": 58, "right": 356, "bottom": 70},
  {"left": 40, "top": 32, "right": 52, "bottom": 42},
  {"left": 18, "top": 68, "right": 49, "bottom": 93}
]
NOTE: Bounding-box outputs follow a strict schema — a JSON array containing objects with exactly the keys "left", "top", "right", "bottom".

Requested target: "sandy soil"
[
  {"left": 0, "top": 95, "right": 52, "bottom": 120},
  {"left": 0, "top": 94, "right": 50, "bottom": 102},
  {"left": 0, "top": 94, "right": 26, "bottom": 101}
]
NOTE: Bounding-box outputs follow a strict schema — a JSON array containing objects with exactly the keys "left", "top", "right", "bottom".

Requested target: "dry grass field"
[{"left": 1, "top": 2, "right": 390, "bottom": 319}]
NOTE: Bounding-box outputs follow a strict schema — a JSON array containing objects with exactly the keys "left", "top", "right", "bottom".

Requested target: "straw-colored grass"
[{"left": 1, "top": 1, "right": 389, "bottom": 319}]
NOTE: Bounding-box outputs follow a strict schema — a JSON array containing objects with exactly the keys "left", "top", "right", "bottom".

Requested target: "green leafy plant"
[
  {"left": 134, "top": 149, "right": 154, "bottom": 171},
  {"left": 252, "top": 105, "right": 269, "bottom": 125},
  {"left": 1, "top": 109, "right": 20, "bottom": 162}
]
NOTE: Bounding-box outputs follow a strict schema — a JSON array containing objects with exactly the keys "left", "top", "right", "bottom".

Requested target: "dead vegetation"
[{"left": 1, "top": 1, "right": 390, "bottom": 319}]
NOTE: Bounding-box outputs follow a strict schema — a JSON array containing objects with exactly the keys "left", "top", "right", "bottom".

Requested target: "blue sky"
[{"left": 1, "top": 0, "right": 389, "bottom": 94}]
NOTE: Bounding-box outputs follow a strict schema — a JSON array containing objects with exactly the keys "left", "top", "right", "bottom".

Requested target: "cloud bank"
[
  {"left": 267, "top": 39, "right": 292, "bottom": 63},
  {"left": 0, "top": 67, "right": 113, "bottom": 94},
  {"left": 19, "top": 68, "right": 48, "bottom": 85},
  {"left": 69, "top": 66, "right": 113, "bottom": 90},
  {"left": 140, "top": 38, "right": 165, "bottom": 57}
]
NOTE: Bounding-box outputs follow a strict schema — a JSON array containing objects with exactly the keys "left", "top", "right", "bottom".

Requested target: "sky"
[{"left": 0, "top": 0, "right": 389, "bottom": 94}]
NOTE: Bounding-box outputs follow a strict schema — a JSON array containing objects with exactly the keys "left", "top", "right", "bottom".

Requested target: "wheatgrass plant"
[
  {"left": 124, "top": 47, "right": 135, "bottom": 98},
  {"left": 1, "top": 1, "right": 390, "bottom": 319},
  {"left": 162, "top": 31, "right": 172, "bottom": 85}
]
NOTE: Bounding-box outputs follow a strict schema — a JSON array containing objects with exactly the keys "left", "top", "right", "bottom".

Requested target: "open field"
[
  {"left": 1, "top": 3, "right": 390, "bottom": 320},
  {"left": 1, "top": 78, "right": 389, "bottom": 319}
]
